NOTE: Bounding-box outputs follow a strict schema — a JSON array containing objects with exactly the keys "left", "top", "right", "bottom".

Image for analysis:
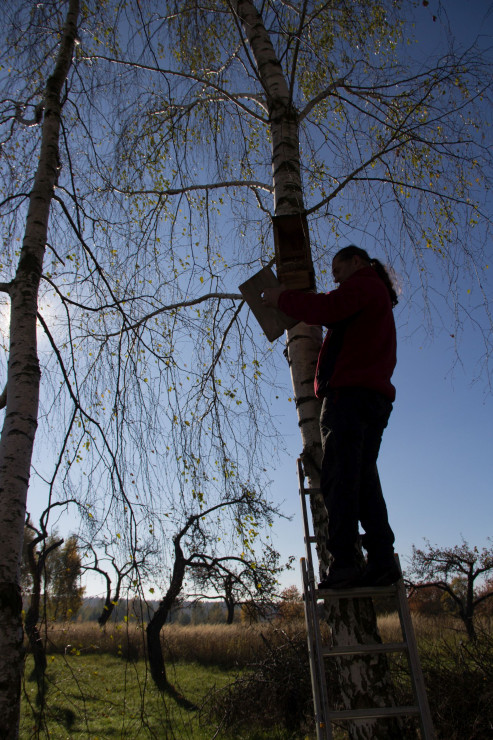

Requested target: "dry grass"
[
  {"left": 377, "top": 611, "right": 466, "bottom": 643},
  {"left": 38, "top": 612, "right": 472, "bottom": 669},
  {"left": 41, "top": 620, "right": 313, "bottom": 667}
]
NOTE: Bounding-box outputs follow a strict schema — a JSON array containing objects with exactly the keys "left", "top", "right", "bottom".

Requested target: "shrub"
[
  {"left": 202, "top": 628, "right": 315, "bottom": 736},
  {"left": 419, "top": 628, "right": 493, "bottom": 740}
]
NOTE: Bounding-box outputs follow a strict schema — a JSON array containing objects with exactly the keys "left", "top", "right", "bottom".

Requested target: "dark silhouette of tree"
[
  {"left": 190, "top": 548, "right": 290, "bottom": 624},
  {"left": 80, "top": 540, "right": 152, "bottom": 627},
  {"left": 146, "top": 486, "right": 280, "bottom": 694},
  {"left": 23, "top": 517, "right": 63, "bottom": 706},
  {"left": 22, "top": 504, "right": 84, "bottom": 706},
  {"left": 406, "top": 539, "right": 493, "bottom": 640}
]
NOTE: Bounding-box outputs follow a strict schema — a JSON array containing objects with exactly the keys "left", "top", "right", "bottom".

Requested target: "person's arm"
[{"left": 276, "top": 280, "right": 370, "bottom": 326}]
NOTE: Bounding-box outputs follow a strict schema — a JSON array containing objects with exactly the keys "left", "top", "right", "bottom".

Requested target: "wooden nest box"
[{"left": 272, "top": 212, "right": 315, "bottom": 291}]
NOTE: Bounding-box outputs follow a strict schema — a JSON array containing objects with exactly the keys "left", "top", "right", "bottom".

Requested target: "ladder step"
[
  {"left": 316, "top": 584, "right": 398, "bottom": 599},
  {"left": 303, "top": 487, "right": 321, "bottom": 495},
  {"left": 328, "top": 706, "right": 420, "bottom": 721},
  {"left": 307, "top": 535, "right": 317, "bottom": 543},
  {"left": 322, "top": 641, "right": 408, "bottom": 657}
]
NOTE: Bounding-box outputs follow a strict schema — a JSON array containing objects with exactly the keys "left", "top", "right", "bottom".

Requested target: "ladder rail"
[
  {"left": 301, "top": 558, "right": 332, "bottom": 740},
  {"left": 298, "top": 459, "right": 332, "bottom": 740},
  {"left": 395, "top": 573, "right": 436, "bottom": 740},
  {"left": 297, "top": 458, "right": 318, "bottom": 584}
]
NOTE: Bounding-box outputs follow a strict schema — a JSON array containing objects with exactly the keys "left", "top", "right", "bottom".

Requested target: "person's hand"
[{"left": 262, "top": 285, "right": 286, "bottom": 308}]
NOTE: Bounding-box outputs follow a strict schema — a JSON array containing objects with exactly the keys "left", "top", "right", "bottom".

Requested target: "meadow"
[{"left": 21, "top": 614, "right": 493, "bottom": 739}]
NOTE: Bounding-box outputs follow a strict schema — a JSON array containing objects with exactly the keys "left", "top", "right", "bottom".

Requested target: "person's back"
[{"left": 312, "top": 265, "right": 397, "bottom": 400}]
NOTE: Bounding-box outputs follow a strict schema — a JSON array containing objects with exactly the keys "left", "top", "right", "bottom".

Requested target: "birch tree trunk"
[
  {"left": 0, "top": 2, "right": 79, "bottom": 736},
  {"left": 235, "top": 2, "right": 407, "bottom": 737}
]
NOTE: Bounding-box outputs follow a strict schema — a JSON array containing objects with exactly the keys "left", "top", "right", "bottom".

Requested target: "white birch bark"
[
  {"left": 235, "top": 2, "right": 407, "bottom": 737},
  {"left": 0, "top": 2, "right": 79, "bottom": 736}
]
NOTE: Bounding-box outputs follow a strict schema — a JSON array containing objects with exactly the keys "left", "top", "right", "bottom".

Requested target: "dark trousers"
[{"left": 320, "top": 388, "right": 395, "bottom": 567}]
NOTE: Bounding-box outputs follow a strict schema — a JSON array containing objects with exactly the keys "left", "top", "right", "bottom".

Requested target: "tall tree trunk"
[
  {"left": 464, "top": 567, "right": 477, "bottom": 640},
  {"left": 225, "top": 598, "right": 235, "bottom": 624},
  {"left": 225, "top": 574, "right": 236, "bottom": 624},
  {"left": 98, "top": 576, "right": 117, "bottom": 628},
  {"left": 146, "top": 551, "right": 186, "bottom": 691},
  {"left": 146, "top": 537, "right": 195, "bottom": 708},
  {"left": 0, "top": 3, "right": 79, "bottom": 737},
  {"left": 97, "top": 570, "right": 123, "bottom": 628},
  {"left": 235, "top": 2, "right": 407, "bottom": 737}
]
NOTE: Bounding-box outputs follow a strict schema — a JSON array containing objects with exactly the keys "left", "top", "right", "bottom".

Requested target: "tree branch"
[
  {"left": 298, "top": 77, "right": 350, "bottom": 121},
  {"left": 112, "top": 180, "right": 274, "bottom": 198},
  {"left": 83, "top": 53, "right": 269, "bottom": 122},
  {"left": 102, "top": 292, "right": 243, "bottom": 338}
]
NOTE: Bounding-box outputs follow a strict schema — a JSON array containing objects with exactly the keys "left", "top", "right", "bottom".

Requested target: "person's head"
[
  {"left": 332, "top": 246, "right": 371, "bottom": 285},
  {"left": 332, "top": 245, "right": 399, "bottom": 307}
]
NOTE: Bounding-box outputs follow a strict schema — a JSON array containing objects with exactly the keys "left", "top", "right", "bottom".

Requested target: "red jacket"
[{"left": 278, "top": 266, "right": 397, "bottom": 401}]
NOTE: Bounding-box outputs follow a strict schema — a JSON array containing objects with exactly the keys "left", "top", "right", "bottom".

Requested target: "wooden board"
[{"left": 239, "top": 266, "right": 298, "bottom": 341}]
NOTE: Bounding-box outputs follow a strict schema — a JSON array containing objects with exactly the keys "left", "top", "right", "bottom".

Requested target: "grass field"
[
  {"left": 21, "top": 654, "right": 280, "bottom": 740},
  {"left": 20, "top": 614, "right": 493, "bottom": 739}
]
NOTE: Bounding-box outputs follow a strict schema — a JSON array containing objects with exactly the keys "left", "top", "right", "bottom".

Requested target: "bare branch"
[
  {"left": 112, "top": 180, "right": 274, "bottom": 198},
  {"left": 102, "top": 293, "right": 243, "bottom": 338}
]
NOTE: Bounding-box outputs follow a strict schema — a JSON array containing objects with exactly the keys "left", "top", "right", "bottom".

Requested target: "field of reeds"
[
  {"left": 38, "top": 612, "right": 468, "bottom": 665},
  {"left": 21, "top": 613, "right": 493, "bottom": 739}
]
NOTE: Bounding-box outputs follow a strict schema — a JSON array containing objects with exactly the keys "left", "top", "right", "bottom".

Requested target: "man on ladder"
[{"left": 263, "top": 244, "right": 400, "bottom": 588}]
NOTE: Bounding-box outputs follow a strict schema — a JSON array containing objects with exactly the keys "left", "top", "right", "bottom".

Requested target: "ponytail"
[
  {"left": 369, "top": 258, "right": 399, "bottom": 308},
  {"left": 334, "top": 245, "right": 399, "bottom": 308}
]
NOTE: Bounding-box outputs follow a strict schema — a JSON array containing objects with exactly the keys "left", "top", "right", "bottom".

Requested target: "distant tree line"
[{"left": 75, "top": 597, "right": 235, "bottom": 624}]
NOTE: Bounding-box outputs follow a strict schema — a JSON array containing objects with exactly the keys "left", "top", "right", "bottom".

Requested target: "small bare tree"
[
  {"left": 406, "top": 539, "right": 493, "bottom": 640},
  {"left": 146, "top": 485, "right": 281, "bottom": 692},
  {"left": 23, "top": 516, "right": 63, "bottom": 704},
  {"left": 191, "top": 547, "right": 290, "bottom": 624}
]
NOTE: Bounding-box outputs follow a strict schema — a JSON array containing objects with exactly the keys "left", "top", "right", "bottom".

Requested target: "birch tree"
[{"left": 0, "top": 2, "right": 80, "bottom": 736}]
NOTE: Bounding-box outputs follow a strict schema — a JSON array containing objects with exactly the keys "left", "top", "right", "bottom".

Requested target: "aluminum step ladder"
[{"left": 297, "top": 458, "right": 435, "bottom": 740}]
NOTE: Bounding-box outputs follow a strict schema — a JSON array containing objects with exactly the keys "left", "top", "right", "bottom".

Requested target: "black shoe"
[
  {"left": 318, "top": 564, "right": 362, "bottom": 590},
  {"left": 359, "top": 559, "right": 401, "bottom": 587}
]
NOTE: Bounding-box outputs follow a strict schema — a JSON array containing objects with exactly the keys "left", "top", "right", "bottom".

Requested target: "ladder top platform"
[{"left": 316, "top": 583, "right": 399, "bottom": 599}]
